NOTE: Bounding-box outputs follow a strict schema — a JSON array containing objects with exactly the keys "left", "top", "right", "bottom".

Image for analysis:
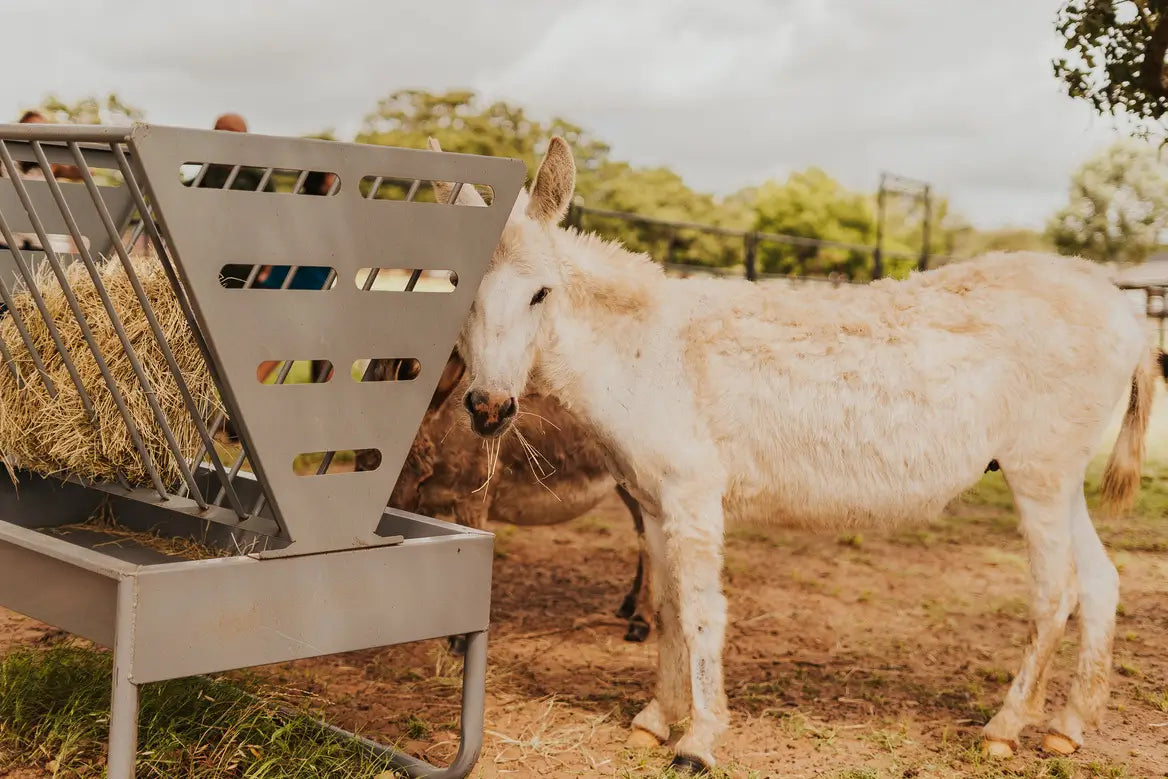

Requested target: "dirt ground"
[{"left": 4, "top": 473, "right": 1166, "bottom": 778}]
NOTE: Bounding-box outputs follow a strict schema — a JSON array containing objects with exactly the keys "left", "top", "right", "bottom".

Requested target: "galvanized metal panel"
[
  {"left": 0, "top": 538, "right": 117, "bottom": 646},
  {"left": 129, "top": 125, "right": 525, "bottom": 554},
  {"left": 0, "top": 470, "right": 102, "bottom": 530},
  {"left": 130, "top": 532, "right": 494, "bottom": 683},
  {"left": 0, "top": 178, "right": 135, "bottom": 287}
]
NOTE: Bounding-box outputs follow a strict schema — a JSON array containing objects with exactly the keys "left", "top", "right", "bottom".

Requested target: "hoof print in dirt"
[
  {"left": 669, "top": 754, "right": 712, "bottom": 775},
  {"left": 624, "top": 614, "right": 651, "bottom": 642}
]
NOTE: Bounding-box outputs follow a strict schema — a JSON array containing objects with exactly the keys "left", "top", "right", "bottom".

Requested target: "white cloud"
[{"left": 0, "top": 0, "right": 1140, "bottom": 228}]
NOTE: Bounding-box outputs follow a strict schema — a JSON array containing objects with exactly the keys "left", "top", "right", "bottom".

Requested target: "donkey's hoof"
[
  {"left": 615, "top": 593, "right": 638, "bottom": 620},
  {"left": 1041, "top": 732, "right": 1079, "bottom": 756},
  {"left": 446, "top": 635, "right": 468, "bottom": 657},
  {"left": 980, "top": 738, "right": 1016, "bottom": 759},
  {"left": 669, "top": 754, "right": 712, "bottom": 775},
  {"left": 625, "top": 728, "right": 662, "bottom": 749},
  {"left": 624, "top": 615, "right": 651, "bottom": 643}
]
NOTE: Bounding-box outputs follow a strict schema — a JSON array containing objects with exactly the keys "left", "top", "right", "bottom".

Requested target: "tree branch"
[{"left": 1142, "top": 10, "right": 1168, "bottom": 96}]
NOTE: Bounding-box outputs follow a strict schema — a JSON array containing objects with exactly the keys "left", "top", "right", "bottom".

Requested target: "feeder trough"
[{"left": 0, "top": 122, "right": 525, "bottom": 778}]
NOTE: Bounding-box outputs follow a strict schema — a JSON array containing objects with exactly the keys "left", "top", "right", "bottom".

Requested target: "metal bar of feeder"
[
  {"left": 366, "top": 176, "right": 383, "bottom": 199},
  {"left": 254, "top": 167, "right": 274, "bottom": 192},
  {"left": 221, "top": 164, "right": 242, "bottom": 190},
  {"left": 291, "top": 169, "right": 309, "bottom": 194},
  {"left": 0, "top": 248, "right": 46, "bottom": 388},
  {"left": 44, "top": 142, "right": 205, "bottom": 503},
  {"left": 110, "top": 145, "right": 250, "bottom": 517},
  {"left": 188, "top": 162, "right": 210, "bottom": 189},
  {"left": 0, "top": 141, "right": 98, "bottom": 414},
  {"left": 6, "top": 139, "right": 169, "bottom": 497},
  {"left": 70, "top": 141, "right": 223, "bottom": 508},
  {"left": 123, "top": 218, "right": 146, "bottom": 255},
  {"left": 0, "top": 336, "right": 21, "bottom": 387},
  {"left": 0, "top": 124, "right": 131, "bottom": 143}
]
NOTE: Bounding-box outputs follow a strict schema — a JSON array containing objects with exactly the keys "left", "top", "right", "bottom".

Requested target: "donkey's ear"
[
  {"left": 526, "top": 136, "right": 575, "bottom": 224},
  {"left": 429, "top": 349, "right": 467, "bottom": 411},
  {"left": 426, "top": 137, "right": 488, "bottom": 207}
]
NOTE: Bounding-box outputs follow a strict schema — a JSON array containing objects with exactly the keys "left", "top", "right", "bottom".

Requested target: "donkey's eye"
[{"left": 530, "top": 287, "right": 550, "bottom": 306}]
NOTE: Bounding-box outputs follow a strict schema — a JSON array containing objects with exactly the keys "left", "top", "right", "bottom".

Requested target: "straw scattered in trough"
[
  {"left": 0, "top": 253, "right": 222, "bottom": 487},
  {"left": 50, "top": 497, "right": 227, "bottom": 560}
]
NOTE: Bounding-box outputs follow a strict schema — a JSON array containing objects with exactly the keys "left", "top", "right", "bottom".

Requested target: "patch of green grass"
[
  {"left": 1137, "top": 685, "right": 1168, "bottom": 712},
  {"left": 832, "top": 769, "right": 879, "bottom": 779},
  {"left": 1085, "top": 760, "right": 1130, "bottom": 777},
  {"left": 571, "top": 514, "right": 615, "bottom": 535},
  {"left": 0, "top": 644, "right": 399, "bottom": 778},
  {"left": 726, "top": 527, "right": 786, "bottom": 548},
  {"left": 402, "top": 714, "right": 430, "bottom": 740},
  {"left": 976, "top": 666, "right": 1013, "bottom": 685},
  {"left": 1115, "top": 660, "right": 1141, "bottom": 677},
  {"left": 837, "top": 532, "right": 863, "bottom": 548},
  {"left": 492, "top": 523, "right": 517, "bottom": 560},
  {"left": 959, "top": 472, "right": 1015, "bottom": 512}
]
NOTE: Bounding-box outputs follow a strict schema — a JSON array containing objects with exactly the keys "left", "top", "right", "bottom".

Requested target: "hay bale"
[{"left": 0, "top": 254, "right": 222, "bottom": 487}]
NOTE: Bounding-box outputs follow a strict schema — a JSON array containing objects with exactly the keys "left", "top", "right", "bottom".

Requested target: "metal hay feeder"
[{"left": 0, "top": 122, "right": 525, "bottom": 778}]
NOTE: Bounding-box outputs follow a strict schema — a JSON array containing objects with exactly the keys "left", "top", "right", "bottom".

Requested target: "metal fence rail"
[{"left": 569, "top": 202, "right": 948, "bottom": 283}]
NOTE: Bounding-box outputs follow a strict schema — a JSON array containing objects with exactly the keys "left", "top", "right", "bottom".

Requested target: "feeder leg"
[
  {"left": 285, "top": 630, "right": 489, "bottom": 778},
  {"left": 444, "top": 629, "right": 488, "bottom": 777},
  {"left": 376, "top": 629, "right": 488, "bottom": 778},
  {"left": 108, "top": 581, "right": 140, "bottom": 779}
]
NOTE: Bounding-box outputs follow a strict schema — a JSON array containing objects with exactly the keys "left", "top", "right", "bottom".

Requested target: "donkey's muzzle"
[{"left": 464, "top": 389, "right": 516, "bottom": 438}]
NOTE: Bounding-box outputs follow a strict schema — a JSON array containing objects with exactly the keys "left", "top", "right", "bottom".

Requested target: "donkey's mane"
[{"left": 553, "top": 225, "right": 664, "bottom": 317}]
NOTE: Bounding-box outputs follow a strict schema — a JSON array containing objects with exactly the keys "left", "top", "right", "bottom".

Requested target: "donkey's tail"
[{"left": 1100, "top": 348, "right": 1158, "bottom": 516}]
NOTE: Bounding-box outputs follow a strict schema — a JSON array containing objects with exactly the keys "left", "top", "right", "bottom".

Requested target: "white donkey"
[{"left": 438, "top": 137, "right": 1155, "bottom": 774}]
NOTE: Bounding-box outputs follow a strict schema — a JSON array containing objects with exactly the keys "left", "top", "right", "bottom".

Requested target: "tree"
[
  {"left": 577, "top": 162, "right": 747, "bottom": 267},
  {"left": 1047, "top": 140, "right": 1168, "bottom": 263},
  {"left": 1053, "top": 0, "right": 1168, "bottom": 137},
  {"left": 356, "top": 89, "right": 610, "bottom": 187},
  {"left": 24, "top": 93, "right": 144, "bottom": 126},
  {"left": 946, "top": 227, "right": 1056, "bottom": 261},
  {"left": 357, "top": 89, "right": 745, "bottom": 266}
]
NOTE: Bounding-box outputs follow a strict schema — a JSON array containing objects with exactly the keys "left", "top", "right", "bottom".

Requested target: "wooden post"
[{"left": 744, "top": 232, "right": 758, "bottom": 281}]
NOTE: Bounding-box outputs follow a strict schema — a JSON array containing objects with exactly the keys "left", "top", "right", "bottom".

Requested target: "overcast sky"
[{"left": 0, "top": 0, "right": 1146, "bottom": 229}]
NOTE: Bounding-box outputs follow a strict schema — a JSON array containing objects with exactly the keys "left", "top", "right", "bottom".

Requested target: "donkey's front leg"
[
  {"left": 660, "top": 483, "right": 729, "bottom": 773},
  {"left": 628, "top": 512, "right": 690, "bottom": 747}
]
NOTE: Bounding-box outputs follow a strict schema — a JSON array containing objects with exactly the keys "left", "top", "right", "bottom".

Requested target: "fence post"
[
  {"left": 666, "top": 227, "right": 679, "bottom": 265},
  {"left": 918, "top": 184, "right": 931, "bottom": 273},
  {"left": 744, "top": 232, "right": 758, "bottom": 281},
  {"left": 873, "top": 176, "right": 886, "bottom": 280}
]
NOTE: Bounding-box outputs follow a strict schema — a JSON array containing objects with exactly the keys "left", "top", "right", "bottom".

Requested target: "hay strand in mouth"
[{"left": 0, "top": 253, "right": 222, "bottom": 487}]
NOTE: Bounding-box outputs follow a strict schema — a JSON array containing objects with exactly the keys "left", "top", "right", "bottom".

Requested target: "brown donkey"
[{"left": 355, "top": 353, "right": 651, "bottom": 650}]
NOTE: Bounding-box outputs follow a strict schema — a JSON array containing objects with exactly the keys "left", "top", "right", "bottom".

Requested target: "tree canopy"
[
  {"left": 1053, "top": 0, "right": 1168, "bottom": 137},
  {"left": 1047, "top": 139, "right": 1168, "bottom": 262},
  {"left": 25, "top": 94, "right": 144, "bottom": 126},
  {"left": 14, "top": 87, "right": 1113, "bottom": 274},
  {"left": 353, "top": 90, "right": 958, "bottom": 276}
]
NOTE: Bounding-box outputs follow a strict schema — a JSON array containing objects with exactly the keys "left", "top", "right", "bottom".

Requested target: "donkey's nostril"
[{"left": 500, "top": 397, "right": 517, "bottom": 420}]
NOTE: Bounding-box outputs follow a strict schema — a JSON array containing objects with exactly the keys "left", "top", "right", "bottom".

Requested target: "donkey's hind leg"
[
  {"left": 1044, "top": 490, "right": 1119, "bottom": 755},
  {"left": 615, "top": 485, "right": 652, "bottom": 642},
  {"left": 982, "top": 477, "right": 1079, "bottom": 758}
]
